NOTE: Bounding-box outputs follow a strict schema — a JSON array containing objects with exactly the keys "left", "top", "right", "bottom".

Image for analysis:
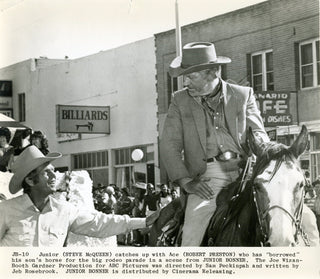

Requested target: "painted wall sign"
[
  {"left": 0, "top": 97, "right": 12, "bottom": 109},
  {"left": 254, "top": 91, "right": 293, "bottom": 127},
  {"left": 57, "top": 105, "right": 110, "bottom": 134}
]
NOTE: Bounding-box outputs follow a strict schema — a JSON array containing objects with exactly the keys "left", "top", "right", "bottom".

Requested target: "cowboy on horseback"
[
  {"left": 160, "top": 42, "right": 269, "bottom": 246},
  {"left": 159, "top": 42, "right": 319, "bottom": 246}
]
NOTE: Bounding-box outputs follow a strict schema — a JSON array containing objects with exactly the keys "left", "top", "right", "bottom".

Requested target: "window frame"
[
  {"left": 299, "top": 38, "right": 320, "bottom": 89},
  {"left": 251, "top": 49, "right": 274, "bottom": 92},
  {"left": 18, "top": 93, "right": 26, "bottom": 122}
]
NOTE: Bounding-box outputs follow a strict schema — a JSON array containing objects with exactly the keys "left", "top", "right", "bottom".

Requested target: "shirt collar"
[
  {"left": 21, "top": 193, "right": 35, "bottom": 210},
  {"left": 22, "top": 193, "right": 54, "bottom": 212}
]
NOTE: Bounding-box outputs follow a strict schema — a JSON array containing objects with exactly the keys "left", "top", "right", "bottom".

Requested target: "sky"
[{"left": 0, "top": 0, "right": 266, "bottom": 68}]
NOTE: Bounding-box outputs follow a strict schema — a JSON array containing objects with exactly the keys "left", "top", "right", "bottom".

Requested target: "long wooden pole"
[{"left": 175, "top": 0, "right": 183, "bottom": 89}]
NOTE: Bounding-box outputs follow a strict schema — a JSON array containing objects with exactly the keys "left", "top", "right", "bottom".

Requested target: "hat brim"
[
  {"left": 9, "top": 152, "right": 62, "bottom": 194},
  {"left": 169, "top": 56, "right": 231, "bottom": 77}
]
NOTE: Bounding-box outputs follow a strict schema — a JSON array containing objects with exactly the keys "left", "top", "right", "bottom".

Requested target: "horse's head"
[{"left": 248, "top": 125, "right": 308, "bottom": 246}]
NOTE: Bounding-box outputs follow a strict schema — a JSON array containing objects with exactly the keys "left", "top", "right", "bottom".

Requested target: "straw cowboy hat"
[
  {"left": 9, "top": 145, "right": 61, "bottom": 194},
  {"left": 169, "top": 42, "right": 231, "bottom": 77}
]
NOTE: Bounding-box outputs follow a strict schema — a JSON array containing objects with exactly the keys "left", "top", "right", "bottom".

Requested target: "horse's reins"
[{"left": 252, "top": 154, "right": 310, "bottom": 246}]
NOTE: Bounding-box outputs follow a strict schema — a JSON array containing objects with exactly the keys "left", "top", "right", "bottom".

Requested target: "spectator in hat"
[
  {"left": 160, "top": 42, "right": 269, "bottom": 246},
  {"left": 0, "top": 127, "right": 14, "bottom": 172},
  {"left": 0, "top": 146, "right": 159, "bottom": 246}
]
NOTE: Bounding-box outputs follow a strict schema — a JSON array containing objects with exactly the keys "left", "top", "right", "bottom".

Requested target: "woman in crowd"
[
  {"left": 30, "top": 130, "right": 50, "bottom": 155},
  {"left": 0, "top": 127, "right": 14, "bottom": 172}
]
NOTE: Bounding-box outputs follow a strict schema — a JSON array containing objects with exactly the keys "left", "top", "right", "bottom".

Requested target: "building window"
[
  {"left": 299, "top": 38, "right": 320, "bottom": 89},
  {"left": 311, "top": 153, "right": 320, "bottom": 181},
  {"left": 311, "top": 132, "right": 320, "bottom": 151},
  {"left": 114, "top": 146, "right": 147, "bottom": 165},
  {"left": 115, "top": 166, "right": 135, "bottom": 189},
  {"left": 18, "top": 93, "right": 26, "bottom": 122},
  {"left": 310, "top": 132, "right": 320, "bottom": 181},
  {"left": 251, "top": 50, "right": 274, "bottom": 91},
  {"left": 72, "top": 150, "right": 108, "bottom": 170},
  {"left": 167, "top": 73, "right": 178, "bottom": 107}
]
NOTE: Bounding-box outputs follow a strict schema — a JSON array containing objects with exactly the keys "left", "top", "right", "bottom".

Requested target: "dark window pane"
[
  {"left": 97, "top": 152, "right": 101, "bottom": 167},
  {"left": 266, "top": 52, "right": 273, "bottom": 71},
  {"left": 302, "top": 65, "right": 313, "bottom": 87},
  {"left": 316, "top": 40, "right": 319, "bottom": 61},
  {"left": 252, "top": 55, "right": 262, "bottom": 74},
  {"left": 102, "top": 151, "right": 107, "bottom": 165},
  {"left": 120, "top": 149, "right": 125, "bottom": 164},
  {"left": 79, "top": 154, "right": 82, "bottom": 167},
  {"left": 253, "top": 75, "right": 262, "bottom": 91},
  {"left": 267, "top": 73, "right": 274, "bottom": 90},
  {"left": 173, "top": 77, "right": 178, "bottom": 91},
  {"left": 301, "top": 43, "right": 313, "bottom": 65},
  {"left": 18, "top": 93, "right": 26, "bottom": 122},
  {"left": 87, "top": 153, "right": 92, "bottom": 168},
  {"left": 105, "top": 151, "right": 108, "bottom": 165},
  {"left": 74, "top": 155, "right": 78, "bottom": 169},
  {"left": 125, "top": 149, "right": 130, "bottom": 164},
  {"left": 92, "top": 153, "right": 97, "bottom": 168},
  {"left": 312, "top": 133, "right": 320, "bottom": 150}
]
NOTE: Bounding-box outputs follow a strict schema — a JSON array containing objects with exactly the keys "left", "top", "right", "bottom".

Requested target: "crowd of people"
[
  {"left": 92, "top": 182, "right": 179, "bottom": 246},
  {"left": 0, "top": 126, "right": 176, "bottom": 247}
]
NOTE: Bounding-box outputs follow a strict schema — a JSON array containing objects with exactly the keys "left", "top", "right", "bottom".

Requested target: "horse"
[{"left": 150, "top": 125, "right": 310, "bottom": 247}]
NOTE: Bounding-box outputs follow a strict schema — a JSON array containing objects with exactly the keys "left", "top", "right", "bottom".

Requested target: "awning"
[
  {"left": 0, "top": 113, "right": 31, "bottom": 147},
  {"left": 0, "top": 113, "right": 29, "bottom": 128}
]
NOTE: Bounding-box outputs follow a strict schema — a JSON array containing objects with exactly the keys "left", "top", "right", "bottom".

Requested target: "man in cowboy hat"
[
  {"left": 160, "top": 42, "right": 269, "bottom": 246},
  {"left": 0, "top": 145, "right": 159, "bottom": 246}
]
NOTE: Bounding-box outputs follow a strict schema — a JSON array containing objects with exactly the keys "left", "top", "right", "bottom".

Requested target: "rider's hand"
[{"left": 181, "top": 177, "right": 214, "bottom": 200}]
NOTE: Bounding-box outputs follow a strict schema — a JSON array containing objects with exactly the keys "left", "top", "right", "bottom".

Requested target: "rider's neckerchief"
[{"left": 188, "top": 79, "right": 240, "bottom": 157}]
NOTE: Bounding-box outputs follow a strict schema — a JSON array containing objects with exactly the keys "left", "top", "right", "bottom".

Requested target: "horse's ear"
[
  {"left": 289, "top": 125, "right": 308, "bottom": 158},
  {"left": 247, "top": 127, "right": 262, "bottom": 157}
]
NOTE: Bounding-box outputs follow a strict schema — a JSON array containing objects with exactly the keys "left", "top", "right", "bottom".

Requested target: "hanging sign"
[{"left": 57, "top": 105, "right": 110, "bottom": 134}]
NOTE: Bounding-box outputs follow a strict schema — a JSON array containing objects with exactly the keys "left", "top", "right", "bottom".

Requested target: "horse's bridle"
[{"left": 252, "top": 155, "right": 310, "bottom": 247}]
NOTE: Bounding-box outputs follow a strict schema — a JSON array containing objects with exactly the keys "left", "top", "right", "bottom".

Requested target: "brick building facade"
[{"left": 156, "top": 0, "right": 320, "bottom": 182}]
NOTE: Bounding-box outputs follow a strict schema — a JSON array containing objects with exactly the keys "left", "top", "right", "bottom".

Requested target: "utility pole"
[{"left": 175, "top": 0, "right": 183, "bottom": 89}]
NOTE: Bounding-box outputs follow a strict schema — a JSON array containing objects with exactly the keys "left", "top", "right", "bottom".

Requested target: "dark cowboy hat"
[
  {"left": 9, "top": 145, "right": 61, "bottom": 194},
  {"left": 169, "top": 42, "right": 231, "bottom": 77}
]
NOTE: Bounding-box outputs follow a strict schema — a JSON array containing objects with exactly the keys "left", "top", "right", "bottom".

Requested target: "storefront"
[
  {"left": 71, "top": 143, "right": 156, "bottom": 192},
  {"left": 0, "top": 37, "right": 159, "bottom": 189}
]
